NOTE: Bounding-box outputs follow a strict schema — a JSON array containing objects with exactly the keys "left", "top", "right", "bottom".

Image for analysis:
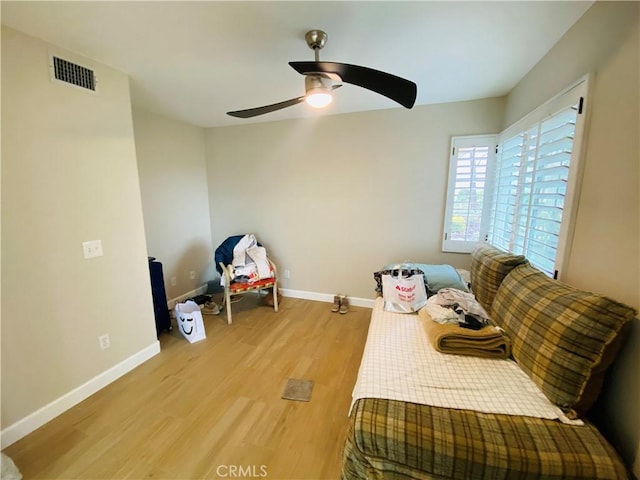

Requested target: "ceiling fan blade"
[
  {"left": 227, "top": 85, "right": 342, "bottom": 119},
  {"left": 227, "top": 95, "right": 305, "bottom": 118},
  {"left": 289, "top": 61, "right": 416, "bottom": 109}
]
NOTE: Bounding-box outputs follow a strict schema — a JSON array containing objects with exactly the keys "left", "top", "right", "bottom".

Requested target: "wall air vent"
[{"left": 50, "top": 55, "right": 97, "bottom": 93}]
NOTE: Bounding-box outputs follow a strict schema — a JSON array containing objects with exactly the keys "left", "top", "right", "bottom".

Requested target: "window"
[
  {"left": 443, "top": 77, "right": 589, "bottom": 279},
  {"left": 442, "top": 135, "right": 496, "bottom": 253}
]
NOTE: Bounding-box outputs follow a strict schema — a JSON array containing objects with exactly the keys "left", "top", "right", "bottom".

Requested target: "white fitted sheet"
[{"left": 350, "top": 297, "right": 581, "bottom": 425}]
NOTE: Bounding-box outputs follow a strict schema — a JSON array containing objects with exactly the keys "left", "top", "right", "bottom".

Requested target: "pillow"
[
  {"left": 491, "top": 263, "right": 637, "bottom": 415},
  {"left": 469, "top": 243, "right": 527, "bottom": 313},
  {"left": 414, "top": 264, "right": 469, "bottom": 295}
]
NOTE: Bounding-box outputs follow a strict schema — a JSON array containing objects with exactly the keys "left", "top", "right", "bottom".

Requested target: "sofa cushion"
[
  {"left": 345, "top": 398, "right": 628, "bottom": 480},
  {"left": 491, "top": 263, "right": 637, "bottom": 415},
  {"left": 469, "top": 243, "right": 527, "bottom": 314}
]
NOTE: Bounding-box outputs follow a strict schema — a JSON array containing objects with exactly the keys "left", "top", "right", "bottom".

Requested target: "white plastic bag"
[
  {"left": 1, "top": 453, "right": 22, "bottom": 480},
  {"left": 382, "top": 269, "right": 428, "bottom": 314},
  {"left": 174, "top": 300, "right": 206, "bottom": 343}
]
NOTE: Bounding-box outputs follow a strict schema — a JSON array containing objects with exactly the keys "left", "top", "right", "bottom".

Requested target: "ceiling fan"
[{"left": 227, "top": 29, "right": 417, "bottom": 119}]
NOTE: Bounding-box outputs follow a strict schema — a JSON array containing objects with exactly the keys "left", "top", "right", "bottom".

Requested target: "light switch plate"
[{"left": 82, "top": 240, "right": 103, "bottom": 259}]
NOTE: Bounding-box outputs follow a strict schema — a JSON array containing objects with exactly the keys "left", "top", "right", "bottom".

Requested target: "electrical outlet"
[
  {"left": 190, "top": 271, "right": 196, "bottom": 280},
  {"left": 171, "top": 276, "right": 177, "bottom": 286},
  {"left": 98, "top": 334, "right": 110, "bottom": 350},
  {"left": 82, "top": 240, "right": 103, "bottom": 259},
  {"left": 284, "top": 269, "right": 291, "bottom": 279}
]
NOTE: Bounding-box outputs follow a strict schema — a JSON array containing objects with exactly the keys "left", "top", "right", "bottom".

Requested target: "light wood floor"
[{"left": 3, "top": 295, "right": 371, "bottom": 479}]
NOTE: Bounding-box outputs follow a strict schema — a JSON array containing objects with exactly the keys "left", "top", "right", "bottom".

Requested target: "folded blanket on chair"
[{"left": 419, "top": 308, "right": 512, "bottom": 359}]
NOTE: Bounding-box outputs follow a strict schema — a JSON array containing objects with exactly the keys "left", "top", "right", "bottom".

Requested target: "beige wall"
[
  {"left": 133, "top": 109, "right": 214, "bottom": 300},
  {"left": 504, "top": 1, "right": 640, "bottom": 474},
  {"left": 205, "top": 97, "right": 505, "bottom": 299},
  {"left": 1, "top": 28, "right": 158, "bottom": 428}
]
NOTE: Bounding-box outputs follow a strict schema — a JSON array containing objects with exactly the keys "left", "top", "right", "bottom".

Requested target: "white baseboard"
[
  {"left": 167, "top": 285, "right": 208, "bottom": 309},
  {"left": 0, "top": 341, "right": 161, "bottom": 449},
  {"left": 279, "top": 288, "right": 375, "bottom": 309},
  {"left": 173, "top": 282, "right": 375, "bottom": 309}
]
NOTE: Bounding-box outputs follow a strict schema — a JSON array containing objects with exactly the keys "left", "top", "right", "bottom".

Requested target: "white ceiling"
[{"left": 1, "top": 1, "right": 593, "bottom": 128}]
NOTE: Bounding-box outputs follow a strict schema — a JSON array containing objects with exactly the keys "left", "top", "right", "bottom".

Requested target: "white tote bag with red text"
[{"left": 381, "top": 269, "right": 428, "bottom": 314}]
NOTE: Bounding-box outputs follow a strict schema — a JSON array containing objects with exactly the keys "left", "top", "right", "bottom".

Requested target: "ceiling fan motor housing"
[{"left": 305, "top": 74, "right": 332, "bottom": 93}]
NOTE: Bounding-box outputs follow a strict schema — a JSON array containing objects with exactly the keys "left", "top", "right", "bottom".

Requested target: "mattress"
[{"left": 351, "top": 298, "right": 577, "bottom": 423}]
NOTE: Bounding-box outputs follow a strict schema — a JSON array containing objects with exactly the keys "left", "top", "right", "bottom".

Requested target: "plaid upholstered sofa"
[{"left": 342, "top": 243, "right": 637, "bottom": 479}]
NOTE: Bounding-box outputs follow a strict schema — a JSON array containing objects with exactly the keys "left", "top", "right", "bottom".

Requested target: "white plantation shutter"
[
  {"left": 442, "top": 76, "right": 589, "bottom": 280},
  {"left": 489, "top": 78, "right": 588, "bottom": 278},
  {"left": 443, "top": 135, "right": 496, "bottom": 252},
  {"left": 490, "top": 134, "right": 523, "bottom": 252}
]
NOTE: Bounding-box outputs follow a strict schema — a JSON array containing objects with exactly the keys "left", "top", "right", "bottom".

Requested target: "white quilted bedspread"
[{"left": 350, "top": 297, "right": 581, "bottom": 425}]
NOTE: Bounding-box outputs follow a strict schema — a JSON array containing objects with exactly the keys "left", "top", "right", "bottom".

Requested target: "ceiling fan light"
[
  {"left": 305, "top": 74, "right": 333, "bottom": 108},
  {"left": 305, "top": 88, "right": 333, "bottom": 108}
]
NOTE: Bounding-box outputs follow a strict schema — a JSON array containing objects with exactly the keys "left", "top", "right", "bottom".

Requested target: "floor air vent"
[{"left": 50, "top": 56, "right": 97, "bottom": 92}]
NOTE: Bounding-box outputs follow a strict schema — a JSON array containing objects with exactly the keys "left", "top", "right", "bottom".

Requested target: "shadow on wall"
[{"left": 589, "top": 317, "right": 640, "bottom": 472}]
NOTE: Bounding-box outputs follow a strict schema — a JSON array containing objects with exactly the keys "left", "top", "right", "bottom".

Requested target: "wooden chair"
[{"left": 218, "top": 259, "right": 279, "bottom": 325}]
